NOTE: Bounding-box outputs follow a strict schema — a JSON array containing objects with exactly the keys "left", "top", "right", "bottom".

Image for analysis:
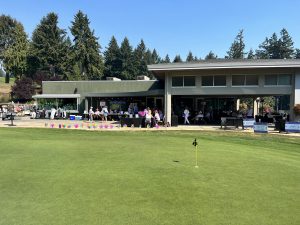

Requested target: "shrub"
[{"left": 11, "top": 76, "right": 34, "bottom": 102}]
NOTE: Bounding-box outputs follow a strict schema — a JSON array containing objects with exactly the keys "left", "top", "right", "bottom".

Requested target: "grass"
[
  {"left": 0, "top": 128, "right": 299, "bottom": 225},
  {"left": 0, "top": 77, "right": 14, "bottom": 102}
]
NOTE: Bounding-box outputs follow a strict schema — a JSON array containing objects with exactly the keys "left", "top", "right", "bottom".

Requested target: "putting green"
[{"left": 0, "top": 128, "right": 299, "bottom": 225}]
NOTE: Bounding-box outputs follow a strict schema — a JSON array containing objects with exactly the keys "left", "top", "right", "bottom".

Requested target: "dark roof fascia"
[{"left": 85, "top": 90, "right": 164, "bottom": 97}]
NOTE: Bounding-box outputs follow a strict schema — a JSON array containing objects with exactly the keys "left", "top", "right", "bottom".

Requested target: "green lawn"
[{"left": 0, "top": 128, "right": 299, "bottom": 225}]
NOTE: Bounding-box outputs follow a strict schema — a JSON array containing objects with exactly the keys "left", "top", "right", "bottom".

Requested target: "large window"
[
  {"left": 202, "top": 75, "right": 226, "bottom": 86},
  {"left": 172, "top": 76, "right": 195, "bottom": 87},
  {"left": 232, "top": 75, "right": 258, "bottom": 86},
  {"left": 265, "top": 74, "right": 291, "bottom": 86}
]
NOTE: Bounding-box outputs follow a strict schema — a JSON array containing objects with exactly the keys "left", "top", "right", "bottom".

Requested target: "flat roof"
[{"left": 148, "top": 59, "right": 300, "bottom": 71}]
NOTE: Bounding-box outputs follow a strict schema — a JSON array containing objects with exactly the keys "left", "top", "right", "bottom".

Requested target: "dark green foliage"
[
  {"left": 133, "top": 39, "right": 148, "bottom": 77},
  {"left": 0, "top": 15, "right": 19, "bottom": 58},
  {"left": 70, "top": 10, "right": 104, "bottom": 80},
  {"left": 256, "top": 28, "right": 294, "bottom": 59},
  {"left": 295, "top": 49, "right": 300, "bottom": 59},
  {"left": 30, "top": 13, "right": 70, "bottom": 80},
  {"left": 186, "top": 51, "right": 195, "bottom": 62},
  {"left": 205, "top": 51, "right": 218, "bottom": 60},
  {"left": 104, "top": 36, "right": 122, "bottom": 79},
  {"left": 151, "top": 49, "right": 160, "bottom": 64},
  {"left": 0, "top": 15, "right": 26, "bottom": 83},
  {"left": 227, "top": 29, "right": 245, "bottom": 59},
  {"left": 161, "top": 54, "right": 170, "bottom": 63},
  {"left": 173, "top": 54, "right": 182, "bottom": 63},
  {"left": 3, "top": 23, "right": 28, "bottom": 80},
  {"left": 11, "top": 76, "right": 34, "bottom": 101},
  {"left": 280, "top": 28, "right": 294, "bottom": 59},
  {"left": 119, "top": 37, "right": 135, "bottom": 80},
  {"left": 247, "top": 48, "right": 255, "bottom": 59}
]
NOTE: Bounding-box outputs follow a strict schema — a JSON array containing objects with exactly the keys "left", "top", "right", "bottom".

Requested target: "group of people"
[
  {"left": 141, "top": 107, "right": 164, "bottom": 127},
  {"left": 88, "top": 106, "right": 109, "bottom": 121},
  {"left": 87, "top": 104, "right": 165, "bottom": 127}
]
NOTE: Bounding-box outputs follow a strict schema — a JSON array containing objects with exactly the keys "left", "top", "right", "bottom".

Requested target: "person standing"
[
  {"left": 183, "top": 107, "right": 190, "bottom": 125},
  {"left": 89, "top": 107, "right": 94, "bottom": 121},
  {"left": 102, "top": 106, "right": 108, "bottom": 122}
]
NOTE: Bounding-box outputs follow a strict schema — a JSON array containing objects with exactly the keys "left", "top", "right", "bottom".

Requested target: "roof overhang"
[
  {"left": 85, "top": 90, "right": 164, "bottom": 97},
  {"left": 32, "top": 94, "right": 81, "bottom": 99},
  {"left": 148, "top": 59, "right": 300, "bottom": 79}
]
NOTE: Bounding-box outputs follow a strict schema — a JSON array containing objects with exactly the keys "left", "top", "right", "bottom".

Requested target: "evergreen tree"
[
  {"left": 144, "top": 49, "right": 153, "bottom": 65},
  {"left": 247, "top": 48, "right": 255, "bottom": 59},
  {"left": 205, "top": 51, "right": 218, "bottom": 60},
  {"left": 186, "top": 51, "right": 195, "bottom": 62},
  {"left": 256, "top": 29, "right": 294, "bottom": 59},
  {"left": 3, "top": 23, "right": 28, "bottom": 80},
  {"left": 227, "top": 29, "right": 245, "bottom": 59},
  {"left": 133, "top": 39, "right": 147, "bottom": 77},
  {"left": 173, "top": 55, "right": 182, "bottom": 63},
  {"left": 119, "top": 37, "right": 135, "bottom": 80},
  {"left": 30, "top": 12, "right": 70, "bottom": 80},
  {"left": 280, "top": 28, "right": 294, "bottom": 59},
  {"left": 295, "top": 48, "right": 300, "bottom": 59},
  {"left": 104, "top": 36, "right": 122, "bottom": 79},
  {"left": 162, "top": 54, "right": 170, "bottom": 63},
  {"left": 151, "top": 49, "right": 160, "bottom": 64},
  {"left": 70, "top": 10, "right": 104, "bottom": 80},
  {"left": 0, "top": 15, "right": 22, "bottom": 83},
  {"left": 256, "top": 37, "right": 271, "bottom": 59}
]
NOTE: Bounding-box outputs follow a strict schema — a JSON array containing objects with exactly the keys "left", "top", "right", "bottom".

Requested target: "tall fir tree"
[
  {"left": 186, "top": 51, "right": 195, "bottom": 62},
  {"left": 161, "top": 54, "right": 170, "bottom": 63},
  {"left": 256, "top": 29, "right": 294, "bottom": 59},
  {"left": 144, "top": 49, "right": 153, "bottom": 65},
  {"left": 0, "top": 15, "right": 22, "bottom": 83},
  {"left": 295, "top": 49, "right": 300, "bottom": 59},
  {"left": 3, "top": 23, "right": 28, "bottom": 80},
  {"left": 173, "top": 55, "right": 182, "bottom": 63},
  {"left": 30, "top": 12, "right": 70, "bottom": 80},
  {"left": 104, "top": 36, "right": 122, "bottom": 79},
  {"left": 70, "top": 10, "right": 104, "bottom": 80},
  {"left": 247, "top": 48, "right": 255, "bottom": 59},
  {"left": 119, "top": 37, "right": 135, "bottom": 80},
  {"left": 151, "top": 49, "right": 160, "bottom": 64},
  {"left": 205, "top": 51, "right": 218, "bottom": 60},
  {"left": 227, "top": 29, "right": 245, "bottom": 59},
  {"left": 280, "top": 28, "right": 294, "bottom": 59},
  {"left": 133, "top": 39, "right": 148, "bottom": 77}
]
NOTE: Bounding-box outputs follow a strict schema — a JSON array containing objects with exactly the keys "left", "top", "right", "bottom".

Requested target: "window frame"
[
  {"left": 264, "top": 74, "right": 292, "bottom": 86},
  {"left": 201, "top": 75, "right": 227, "bottom": 87},
  {"left": 232, "top": 75, "right": 259, "bottom": 87},
  {"left": 171, "top": 75, "right": 196, "bottom": 88}
]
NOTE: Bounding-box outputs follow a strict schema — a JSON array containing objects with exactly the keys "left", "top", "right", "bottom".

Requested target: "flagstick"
[{"left": 195, "top": 145, "right": 199, "bottom": 168}]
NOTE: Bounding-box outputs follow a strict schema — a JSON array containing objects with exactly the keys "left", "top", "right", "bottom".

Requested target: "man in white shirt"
[{"left": 183, "top": 107, "right": 190, "bottom": 125}]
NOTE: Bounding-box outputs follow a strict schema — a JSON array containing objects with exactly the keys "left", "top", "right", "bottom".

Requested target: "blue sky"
[{"left": 2, "top": 0, "right": 300, "bottom": 60}]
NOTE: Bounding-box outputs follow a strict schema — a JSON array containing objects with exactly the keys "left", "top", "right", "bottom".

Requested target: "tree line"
[{"left": 0, "top": 11, "right": 299, "bottom": 90}]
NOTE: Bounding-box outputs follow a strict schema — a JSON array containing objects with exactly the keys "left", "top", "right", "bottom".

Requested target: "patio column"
[
  {"left": 85, "top": 98, "right": 88, "bottom": 112},
  {"left": 164, "top": 74, "right": 172, "bottom": 125},
  {"left": 290, "top": 72, "right": 300, "bottom": 120},
  {"left": 236, "top": 98, "right": 240, "bottom": 111},
  {"left": 253, "top": 98, "right": 258, "bottom": 117}
]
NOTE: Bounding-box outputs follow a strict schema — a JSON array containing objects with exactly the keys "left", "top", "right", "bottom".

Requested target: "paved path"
[{"left": 0, "top": 116, "right": 299, "bottom": 137}]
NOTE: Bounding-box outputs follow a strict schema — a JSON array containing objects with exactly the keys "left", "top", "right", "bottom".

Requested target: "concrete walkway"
[{"left": 0, "top": 116, "right": 299, "bottom": 137}]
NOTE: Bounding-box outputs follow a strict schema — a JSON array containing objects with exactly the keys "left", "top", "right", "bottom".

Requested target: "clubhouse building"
[{"left": 33, "top": 59, "right": 300, "bottom": 125}]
